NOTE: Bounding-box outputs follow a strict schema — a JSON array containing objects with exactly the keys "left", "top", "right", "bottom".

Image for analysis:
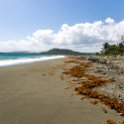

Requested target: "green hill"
[{"left": 41, "top": 48, "right": 91, "bottom": 55}]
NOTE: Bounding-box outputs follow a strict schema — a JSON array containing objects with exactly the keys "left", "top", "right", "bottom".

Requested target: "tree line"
[{"left": 101, "top": 36, "right": 124, "bottom": 56}]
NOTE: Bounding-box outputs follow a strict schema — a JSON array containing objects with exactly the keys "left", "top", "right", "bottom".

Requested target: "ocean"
[{"left": 0, "top": 53, "right": 65, "bottom": 67}]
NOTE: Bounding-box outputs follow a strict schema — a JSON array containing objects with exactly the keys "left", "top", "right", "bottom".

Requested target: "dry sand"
[{"left": 0, "top": 58, "right": 123, "bottom": 124}]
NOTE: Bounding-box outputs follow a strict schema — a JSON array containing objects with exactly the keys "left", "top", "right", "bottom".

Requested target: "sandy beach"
[{"left": 0, "top": 58, "right": 123, "bottom": 124}]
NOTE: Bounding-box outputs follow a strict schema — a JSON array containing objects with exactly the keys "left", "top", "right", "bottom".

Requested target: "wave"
[{"left": 0, "top": 55, "right": 65, "bottom": 67}]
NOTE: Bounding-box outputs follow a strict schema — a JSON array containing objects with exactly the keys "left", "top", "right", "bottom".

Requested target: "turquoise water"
[
  {"left": 0, "top": 53, "right": 65, "bottom": 67},
  {"left": 0, "top": 53, "right": 45, "bottom": 60}
]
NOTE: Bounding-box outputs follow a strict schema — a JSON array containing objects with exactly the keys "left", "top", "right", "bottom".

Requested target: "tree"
[
  {"left": 119, "top": 43, "right": 124, "bottom": 48},
  {"left": 119, "top": 43, "right": 124, "bottom": 55},
  {"left": 104, "top": 42, "right": 110, "bottom": 49},
  {"left": 101, "top": 36, "right": 124, "bottom": 56},
  {"left": 102, "top": 42, "right": 110, "bottom": 54},
  {"left": 121, "top": 35, "right": 124, "bottom": 44}
]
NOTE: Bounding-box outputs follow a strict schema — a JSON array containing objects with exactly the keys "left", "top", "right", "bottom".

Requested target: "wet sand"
[{"left": 0, "top": 58, "right": 123, "bottom": 124}]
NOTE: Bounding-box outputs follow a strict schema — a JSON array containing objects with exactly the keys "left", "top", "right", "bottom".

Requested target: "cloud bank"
[{"left": 0, "top": 18, "right": 124, "bottom": 53}]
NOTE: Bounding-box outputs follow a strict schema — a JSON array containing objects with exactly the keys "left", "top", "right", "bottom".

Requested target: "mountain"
[
  {"left": 41, "top": 48, "right": 91, "bottom": 55},
  {"left": 0, "top": 48, "right": 95, "bottom": 55}
]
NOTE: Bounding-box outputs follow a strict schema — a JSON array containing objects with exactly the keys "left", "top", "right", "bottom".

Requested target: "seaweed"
[{"left": 63, "top": 57, "right": 124, "bottom": 116}]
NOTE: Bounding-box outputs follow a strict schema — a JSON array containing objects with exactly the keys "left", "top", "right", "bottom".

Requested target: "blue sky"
[
  {"left": 0, "top": 0, "right": 123, "bottom": 40},
  {"left": 0, "top": 0, "right": 124, "bottom": 52}
]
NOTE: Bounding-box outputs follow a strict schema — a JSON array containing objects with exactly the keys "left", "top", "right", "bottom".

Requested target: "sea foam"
[{"left": 0, "top": 55, "right": 65, "bottom": 67}]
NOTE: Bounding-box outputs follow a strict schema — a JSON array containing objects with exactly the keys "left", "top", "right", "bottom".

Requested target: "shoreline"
[
  {"left": 0, "top": 57, "right": 123, "bottom": 124},
  {"left": 0, "top": 55, "right": 65, "bottom": 67}
]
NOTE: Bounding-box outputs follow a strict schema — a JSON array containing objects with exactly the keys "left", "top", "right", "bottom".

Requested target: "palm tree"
[{"left": 104, "top": 42, "right": 110, "bottom": 49}]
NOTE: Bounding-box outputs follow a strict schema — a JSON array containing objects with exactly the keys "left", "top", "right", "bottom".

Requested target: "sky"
[{"left": 0, "top": 0, "right": 124, "bottom": 52}]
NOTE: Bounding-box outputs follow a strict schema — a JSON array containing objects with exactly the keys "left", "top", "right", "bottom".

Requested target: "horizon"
[
  {"left": 0, "top": 48, "right": 96, "bottom": 54},
  {"left": 0, "top": 0, "right": 124, "bottom": 53}
]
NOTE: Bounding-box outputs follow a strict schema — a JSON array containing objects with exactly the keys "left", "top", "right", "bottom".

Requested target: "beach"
[{"left": 0, "top": 58, "right": 123, "bottom": 124}]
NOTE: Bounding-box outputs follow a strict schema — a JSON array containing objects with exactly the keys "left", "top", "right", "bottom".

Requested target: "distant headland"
[{"left": 0, "top": 48, "right": 95, "bottom": 55}]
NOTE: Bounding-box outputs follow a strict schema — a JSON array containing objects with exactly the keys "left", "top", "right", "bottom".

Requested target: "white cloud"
[
  {"left": 0, "top": 18, "right": 124, "bottom": 53},
  {"left": 105, "top": 17, "right": 115, "bottom": 24}
]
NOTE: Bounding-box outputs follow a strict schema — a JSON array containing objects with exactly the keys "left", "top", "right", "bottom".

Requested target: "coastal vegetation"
[{"left": 101, "top": 36, "right": 124, "bottom": 56}]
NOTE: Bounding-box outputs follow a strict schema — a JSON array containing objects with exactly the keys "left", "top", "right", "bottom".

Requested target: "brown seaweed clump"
[
  {"left": 63, "top": 60, "right": 91, "bottom": 78},
  {"left": 106, "top": 119, "right": 124, "bottom": 124},
  {"left": 64, "top": 56, "right": 82, "bottom": 64},
  {"left": 106, "top": 119, "right": 116, "bottom": 124},
  {"left": 63, "top": 65, "right": 85, "bottom": 78},
  {"left": 63, "top": 57, "right": 124, "bottom": 116}
]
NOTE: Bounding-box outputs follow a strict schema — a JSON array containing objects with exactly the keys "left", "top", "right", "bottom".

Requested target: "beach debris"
[
  {"left": 42, "top": 74, "right": 46, "bottom": 76},
  {"left": 80, "top": 96, "right": 86, "bottom": 100},
  {"left": 48, "top": 71, "right": 54, "bottom": 75},
  {"left": 63, "top": 57, "right": 124, "bottom": 116},
  {"left": 119, "top": 113, "right": 124, "bottom": 116},
  {"left": 65, "top": 87, "right": 70, "bottom": 89},
  {"left": 90, "top": 100, "right": 98, "bottom": 105},
  {"left": 64, "top": 56, "right": 82, "bottom": 64},
  {"left": 88, "top": 56, "right": 124, "bottom": 75},
  {"left": 60, "top": 75, "right": 64, "bottom": 80},
  {"left": 63, "top": 63, "right": 91, "bottom": 78},
  {"left": 65, "top": 86, "right": 73, "bottom": 89},
  {"left": 106, "top": 120, "right": 124, "bottom": 124},
  {"left": 106, "top": 119, "right": 116, "bottom": 124},
  {"left": 106, "top": 119, "right": 124, "bottom": 124},
  {"left": 102, "top": 108, "right": 108, "bottom": 113}
]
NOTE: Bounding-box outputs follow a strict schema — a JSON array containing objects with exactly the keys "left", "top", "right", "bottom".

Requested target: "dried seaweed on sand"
[{"left": 63, "top": 57, "right": 124, "bottom": 116}]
